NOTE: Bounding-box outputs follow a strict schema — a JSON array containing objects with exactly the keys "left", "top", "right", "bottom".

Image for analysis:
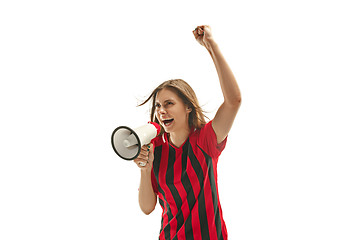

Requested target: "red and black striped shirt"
[{"left": 151, "top": 120, "right": 228, "bottom": 240}]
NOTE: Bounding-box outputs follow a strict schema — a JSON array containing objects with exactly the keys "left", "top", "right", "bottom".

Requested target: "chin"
[{"left": 163, "top": 126, "right": 174, "bottom": 133}]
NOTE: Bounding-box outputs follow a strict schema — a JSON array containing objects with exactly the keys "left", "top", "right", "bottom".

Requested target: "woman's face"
[{"left": 155, "top": 88, "right": 191, "bottom": 134}]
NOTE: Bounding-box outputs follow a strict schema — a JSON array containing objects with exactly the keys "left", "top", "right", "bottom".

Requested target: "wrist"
[
  {"left": 207, "top": 37, "right": 217, "bottom": 48},
  {"left": 141, "top": 167, "right": 152, "bottom": 175},
  {"left": 206, "top": 39, "right": 218, "bottom": 54}
]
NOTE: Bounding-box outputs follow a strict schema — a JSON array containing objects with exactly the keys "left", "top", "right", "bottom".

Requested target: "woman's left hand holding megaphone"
[{"left": 133, "top": 143, "right": 154, "bottom": 170}]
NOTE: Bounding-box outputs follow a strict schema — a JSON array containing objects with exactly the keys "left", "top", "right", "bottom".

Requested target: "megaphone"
[{"left": 111, "top": 122, "right": 161, "bottom": 160}]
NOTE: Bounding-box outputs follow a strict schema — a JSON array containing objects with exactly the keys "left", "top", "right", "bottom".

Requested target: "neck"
[{"left": 169, "top": 127, "right": 191, "bottom": 148}]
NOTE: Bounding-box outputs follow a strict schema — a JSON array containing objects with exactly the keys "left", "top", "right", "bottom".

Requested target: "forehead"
[{"left": 155, "top": 88, "right": 180, "bottom": 102}]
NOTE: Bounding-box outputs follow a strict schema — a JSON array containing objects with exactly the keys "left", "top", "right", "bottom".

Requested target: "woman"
[{"left": 134, "top": 25, "right": 241, "bottom": 240}]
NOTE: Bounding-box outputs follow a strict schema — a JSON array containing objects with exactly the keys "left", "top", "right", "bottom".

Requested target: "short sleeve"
[{"left": 197, "top": 120, "right": 227, "bottom": 159}]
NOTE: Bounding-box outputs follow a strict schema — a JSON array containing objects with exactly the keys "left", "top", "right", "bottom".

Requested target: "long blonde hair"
[{"left": 138, "top": 79, "right": 207, "bottom": 134}]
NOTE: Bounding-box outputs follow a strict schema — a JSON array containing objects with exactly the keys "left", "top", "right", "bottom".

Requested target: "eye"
[
  {"left": 166, "top": 101, "right": 173, "bottom": 106},
  {"left": 155, "top": 103, "right": 161, "bottom": 108}
]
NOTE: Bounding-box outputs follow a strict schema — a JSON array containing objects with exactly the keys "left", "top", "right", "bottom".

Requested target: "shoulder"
[
  {"left": 195, "top": 120, "right": 215, "bottom": 138},
  {"left": 193, "top": 120, "right": 227, "bottom": 158}
]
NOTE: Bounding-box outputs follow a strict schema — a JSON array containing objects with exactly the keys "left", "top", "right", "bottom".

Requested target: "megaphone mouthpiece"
[{"left": 123, "top": 134, "right": 138, "bottom": 148}]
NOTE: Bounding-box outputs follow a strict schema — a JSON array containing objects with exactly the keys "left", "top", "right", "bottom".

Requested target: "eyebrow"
[{"left": 155, "top": 99, "right": 174, "bottom": 104}]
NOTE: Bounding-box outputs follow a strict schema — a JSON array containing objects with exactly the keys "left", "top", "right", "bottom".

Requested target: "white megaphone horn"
[{"left": 111, "top": 122, "right": 161, "bottom": 160}]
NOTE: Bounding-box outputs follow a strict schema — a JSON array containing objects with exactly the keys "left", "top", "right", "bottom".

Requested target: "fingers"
[
  {"left": 148, "top": 143, "right": 154, "bottom": 162},
  {"left": 134, "top": 160, "right": 147, "bottom": 167},
  {"left": 193, "top": 29, "right": 204, "bottom": 47},
  {"left": 134, "top": 158, "right": 148, "bottom": 168},
  {"left": 134, "top": 144, "right": 153, "bottom": 169},
  {"left": 193, "top": 25, "right": 212, "bottom": 48},
  {"left": 138, "top": 145, "right": 149, "bottom": 158},
  {"left": 193, "top": 26, "right": 205, "bottom": 37}
]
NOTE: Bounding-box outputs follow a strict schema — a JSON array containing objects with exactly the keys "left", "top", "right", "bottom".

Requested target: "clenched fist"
[
  {"left": 133, "top": 144, "right": 154, "bottom": 171},
  {"left": 192, "top": 25, "right": 214, "bottom": 50}
]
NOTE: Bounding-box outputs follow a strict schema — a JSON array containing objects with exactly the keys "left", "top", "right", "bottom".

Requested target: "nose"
[{"left": 158, "top": 105, "right": 167, "bottom": 114}]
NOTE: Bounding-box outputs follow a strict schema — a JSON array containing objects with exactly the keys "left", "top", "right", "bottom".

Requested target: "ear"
[{"left": 186, "top": 106, "right": 192, "bottom": 114}]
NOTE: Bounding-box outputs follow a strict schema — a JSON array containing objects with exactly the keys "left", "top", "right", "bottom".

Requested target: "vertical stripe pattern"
[{"left": 151, "top": 122, "right": 228, "bottom": 240}]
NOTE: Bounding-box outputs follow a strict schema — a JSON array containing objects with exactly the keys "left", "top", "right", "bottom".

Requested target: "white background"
[{"left": 1, "top": 0, "right": 359, "bottom": 239}]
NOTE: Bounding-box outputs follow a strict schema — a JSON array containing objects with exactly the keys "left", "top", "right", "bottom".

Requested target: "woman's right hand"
[{"left": 133, "top": 144, "right": 154, "bottom": 171}]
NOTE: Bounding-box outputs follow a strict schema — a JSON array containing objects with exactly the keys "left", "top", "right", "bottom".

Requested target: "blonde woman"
[{"left": 135, "top": 25, "right": 241, "bottom": 240}]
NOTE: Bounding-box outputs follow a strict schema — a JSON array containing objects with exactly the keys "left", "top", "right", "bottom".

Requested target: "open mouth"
[{"left": 162, "top": 118, "right": 174, "bottom": 127}]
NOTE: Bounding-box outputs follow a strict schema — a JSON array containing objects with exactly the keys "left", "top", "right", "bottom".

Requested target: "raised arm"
[{"left": 193, "top": 25, "right": 241, "bottom": 143}]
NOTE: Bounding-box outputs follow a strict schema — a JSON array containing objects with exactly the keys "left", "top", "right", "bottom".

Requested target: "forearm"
[
  {"left": 138, "top": 169, "right": 157, "bottom": 215},
  {"left": 207, "top": 40, "right": 241, "bottom": 105}
]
